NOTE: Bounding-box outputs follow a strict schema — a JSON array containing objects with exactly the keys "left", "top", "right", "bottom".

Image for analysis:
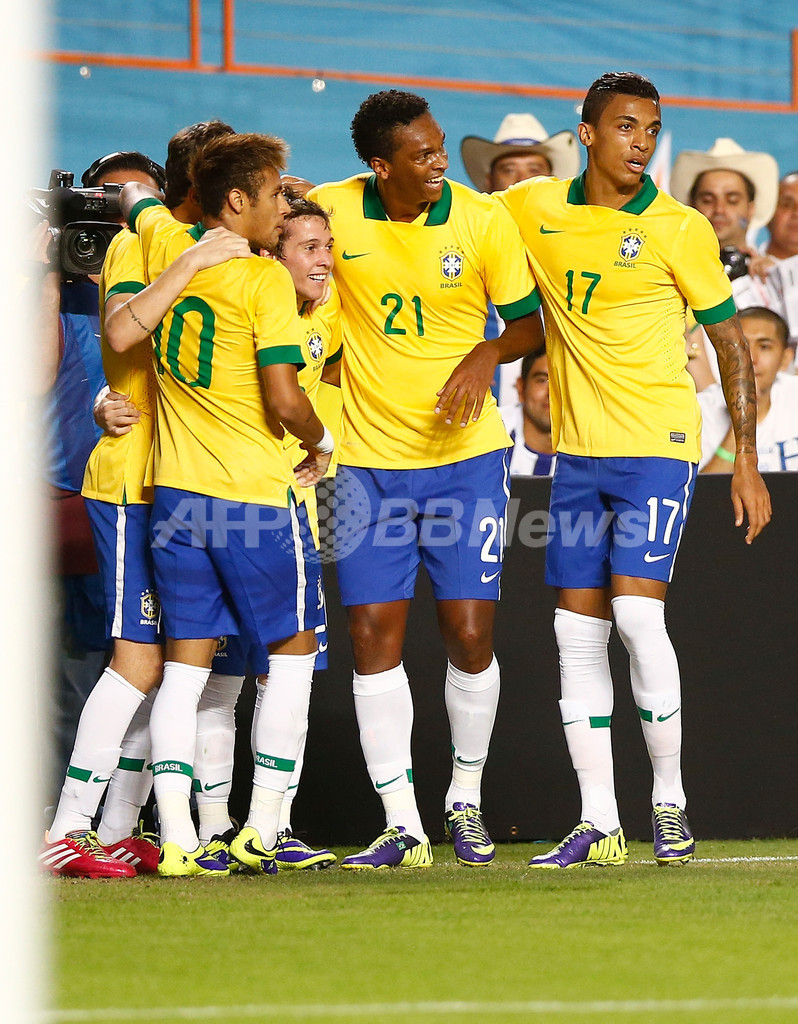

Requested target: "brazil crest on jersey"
[
  {"left": 82, "top": 228, "right": 156, "bottom": 506},
  {"left": 498, "top": 173, "right": 735, "bottom": 464},
  {"left": 309, "top": 175, "right": 540, "bottom": 469},
  {"left": 129, "top": 199, "right": 305, "bottom": 506}
]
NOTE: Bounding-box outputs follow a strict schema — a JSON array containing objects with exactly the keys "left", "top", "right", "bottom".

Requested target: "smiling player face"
[
  {"left": 278, "top": 215, "right": 334, "bottom": 303},
  {"left": 579, "top": 94, "right": 661, "bottom": 193},
  {"left": 376, "top": 112, "right": 449, "bottom": 211}
]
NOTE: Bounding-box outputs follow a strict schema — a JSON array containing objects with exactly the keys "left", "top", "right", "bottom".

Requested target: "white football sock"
[
  {"left": 353, "top": 663, "right": 424, "bottom": 840},
  {"left": 50, "top": 667, "right": 146, "bottom": 841},
  {"left": 194, "top": 672, "right": 244, "bottom": 843},
  {"left": 612, "top": 595, "right": 686, "bottom": 809},
  {"left": 555, "top": 608, "right": 620, "bottom": 835},
  {"left": 97, "top": 688, "right": 157, "bottom": 845},
  {"left": 149, "top": 661, "right": 210, "bottom": 851},
  {"left": 445, "top": 655, "right": 500, "bottom": 811},
  {"left": 278, "top": 732, "right": 306, "bottom": 833},
  {"left": 249, "top": 652, "right": 314, "bottom": 848}
]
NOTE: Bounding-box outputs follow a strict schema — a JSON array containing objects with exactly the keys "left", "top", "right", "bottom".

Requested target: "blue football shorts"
[
  {"left": 84, "top": 498, "right": 162, "bottom": 643},
  {"left": 545, "top": 454, "right": 697, "bottom": 589},
  {"left": 334, "top": 449, "right": 511, "bottom": 606},
  {"left": 150, "top": 487, "right": 324, "bottom": 646}
]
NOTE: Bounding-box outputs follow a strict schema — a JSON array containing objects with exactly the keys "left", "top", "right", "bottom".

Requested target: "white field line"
[
  {"left": 637, "top": 855, "right": 798, "bottom": 864},
  {"left": 42, "top": 996, "right": 798, "bottom": 1021}
]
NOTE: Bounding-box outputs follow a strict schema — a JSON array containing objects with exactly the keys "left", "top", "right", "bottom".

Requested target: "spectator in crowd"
[
  {"left": 499, "top": 344, "right": 556, "bottom": 477},
  {"left": 731, "top": 171, "right": 798, "bottom": 363},
  {"left": 699, "top": 307, "right": 798, "bottom": 472},
  {"left": 671, "top": 139, "right": 780, "bottom": 389},
  {"left": 460, "top": 114, "right": 580, "bottom": 406}
]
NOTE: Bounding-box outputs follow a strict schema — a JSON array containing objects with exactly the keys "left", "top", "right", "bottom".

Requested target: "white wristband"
[{"left": 315, "top": 425, "right": 334, "bottom": 455}]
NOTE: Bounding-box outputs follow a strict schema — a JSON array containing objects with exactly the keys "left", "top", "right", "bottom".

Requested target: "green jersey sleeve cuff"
[
  {"left": 257, "top": 345, "right": 306, "bottom": 369},
  {"left": 496, "top": 288, "right": 541, "bottom": 321},
  {"left": 693, "top": 295, "right": 736, "bottom": 325},
  {"left": 324, "top": 346, "right": 343, "bottom": 367},
  {"left": 128, "top": 197, "right": 163, "bottom": 232},
  {"left": 106, "top": 281, "right": 145, "bottom": 299}
]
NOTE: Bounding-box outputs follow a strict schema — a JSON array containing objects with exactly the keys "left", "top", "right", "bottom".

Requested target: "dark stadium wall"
[{"left": 228, "top": 474, "right": 798, "bottom": 845}]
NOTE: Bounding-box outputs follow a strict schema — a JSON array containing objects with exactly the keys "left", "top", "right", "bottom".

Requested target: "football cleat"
[
  {"left": 652, "top": 803, "right": 695, "bottom": 865},
  {"left": 444, "top": 803, "right": 495, "bottom": 867},
  {"left": 275, "top": 829, "right": 336, "bottom": 870},
  {"left": 157, "top": 841, "right": 230, "bottom": 878},
  {"left": 340, "top": 826, "right": 433, "bottom": 870},
  {"left": 527, "top": 822, "right": 628, "bottom": 869},
  {"left": 39, "top": 830, "right": 136, "bottom": 879},
  {"left": 102, "top": 822, "right": 160, "bottom": 875},
  {"left": 228, "top": 826, "right": 278, "bottom": 875},
  {"left": 204, "top": 827, "right": 238, "bottom": 873}
]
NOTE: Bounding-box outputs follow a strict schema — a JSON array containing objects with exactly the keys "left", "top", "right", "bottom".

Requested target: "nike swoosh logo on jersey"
[
  {"left": 375, "top": 774, "right": 403, "bottom": 790},
  {"left": 203, "top": 780, "right": 231, "bottom": 791},
  {"left": 657, "top": 708, "right": 681, "bottom": 722},
  {"left": 342, "top": 250, "right": 370, "bottom": 260},
  {"left": 481, "top": 569, "right": 501, "bottom": 583},
  {"left": 539, "top": 226, "right": 564, "bottom": 234},
  {"left": 643, "top": 551, "right": 670, "bottom": 563}
]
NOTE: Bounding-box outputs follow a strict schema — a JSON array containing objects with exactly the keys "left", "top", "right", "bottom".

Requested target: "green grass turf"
[{"left": 48, "top": 839, "right": 798, "bottom": 1024}]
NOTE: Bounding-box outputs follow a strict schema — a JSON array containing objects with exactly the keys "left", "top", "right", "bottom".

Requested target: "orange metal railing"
[{"left": 44, "top": 1, "right": 798, "bottom": 116}]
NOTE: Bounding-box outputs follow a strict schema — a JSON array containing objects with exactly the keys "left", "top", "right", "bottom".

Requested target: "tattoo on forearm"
[
  {"left": 706, "top": 315, "right": 757, "bottom": 455},
  {"left": 127, "top": 302, "right": 154, "bottom": 335}
]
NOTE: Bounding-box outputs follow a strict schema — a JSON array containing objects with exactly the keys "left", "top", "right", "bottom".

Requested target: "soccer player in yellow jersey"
[
  {"left": 120, "top": 133, "right": 334, "bottom": 878},
  {"left": 498, "top": 72, "right": 771, "bottom": 868},
  {"left": 203, "top": 194, "right": 341, "bottom": 871},
  {"left": 40, "top": 125, "right": 250, "bottom": 880},
  {"left": 310, "top": 90, "right": 545, "bottom": 869}
]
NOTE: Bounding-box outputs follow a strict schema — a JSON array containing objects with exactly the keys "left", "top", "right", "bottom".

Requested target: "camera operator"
[
  {"left": 670, "top": 138, "right": 779, "bottom": 390},
  {"left": 36, "top": 150, "right": 165, "bottom": 807}
]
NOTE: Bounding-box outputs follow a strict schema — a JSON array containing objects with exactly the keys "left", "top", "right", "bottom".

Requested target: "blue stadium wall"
[{"left": 43, "top": 1, "right": 798, "bottom": 196}]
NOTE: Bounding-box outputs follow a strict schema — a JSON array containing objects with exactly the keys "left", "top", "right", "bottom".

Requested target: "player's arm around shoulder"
[{"left": 703, "top": 314, "right": 772, "bottom": 543}]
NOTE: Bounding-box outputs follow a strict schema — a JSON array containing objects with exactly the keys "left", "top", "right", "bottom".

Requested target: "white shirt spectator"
[
  {"left": 698, "top": 373, "right": 798, "bottom": 471},
  {"left": 499, "top": 403, "right": 557, "bottom": 477}
]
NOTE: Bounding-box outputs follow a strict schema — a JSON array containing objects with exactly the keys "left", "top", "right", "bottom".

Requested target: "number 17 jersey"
[{"left": 498, "top": 173, "right": 735, "bottom": 465}]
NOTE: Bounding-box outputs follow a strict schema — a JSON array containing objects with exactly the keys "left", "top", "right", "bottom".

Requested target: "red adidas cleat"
[
  {"left": 39, "top": 831, "right": 136, "bottom": 879},
  {"left": 102, "top": 824, "right": 160, "bottom": 875}
]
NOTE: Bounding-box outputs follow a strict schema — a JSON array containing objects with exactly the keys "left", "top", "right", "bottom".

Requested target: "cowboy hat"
[
  {"left": 670, "top": 138, "right": 779, "bottom": 230},
  {"left": 460, "top": 113, "right": 581, "bottom": 189}
]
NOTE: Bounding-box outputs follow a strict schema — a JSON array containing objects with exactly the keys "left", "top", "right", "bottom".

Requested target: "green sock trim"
[
  {"left": 117, "top": 757, "right": 145, "bottom": 772},
  {"left": 637, "top": 707, "right": 653, "bottom": 723},
  {"left": 192, "top": 778, "right": 202, "bottom": 793},
  {"left": 589, "top": 716, "right": 612, "bottom": 728},
  {"left": 255, "top": 752, "right": 296, "bottom": 772},
  {"left": 406, "top": 768, "right": 414, "bottom": 784},
  {"left": 66, "top": 766, "right": 91, "bottom": 783},
  {"left": 151, "top": 760, "right": 193, "bottom": 779}
]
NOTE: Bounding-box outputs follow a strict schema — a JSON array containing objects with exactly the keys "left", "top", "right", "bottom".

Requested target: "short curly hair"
[
  {"left": 581, "top": 72, "right": 660, "bottom": 127},
  {"left": 351, "top": 90, "right": 430, "bottom": 165},
  {"left": 164, "top": 120, "right": 235, "bottom": 210}
]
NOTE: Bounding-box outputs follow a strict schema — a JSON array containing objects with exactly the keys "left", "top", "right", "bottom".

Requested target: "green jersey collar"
[
  {"left": 363, "top": 174, "right": 452, "bottom": 225},
  {"left": 567, "top": 171, "right": 658, "bottom": 215},
  {"left": 187, "top": 222, "right": 207, "bottom": 241}
]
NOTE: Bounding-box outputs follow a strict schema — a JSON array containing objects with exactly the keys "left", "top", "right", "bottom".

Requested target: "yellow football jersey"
[
  {"left": 289, "top": 283, "right": 344, "bottom": 543},
  {"left": 82, "top": 228, "right": 156, "bottom": 505},
  {"left": 130, "top": 199, "right": 305, "bottom": 507},
  {"left": 498, "top": 173, "right": 735, "bottom": 464},
  {"left": 309, "top": 175, "right": 540, "bottom": 469}
]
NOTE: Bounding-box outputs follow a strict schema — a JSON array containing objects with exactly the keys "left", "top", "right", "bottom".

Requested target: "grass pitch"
[{"left": 47, "top": 839, "right": 798, "bottom": 1024}]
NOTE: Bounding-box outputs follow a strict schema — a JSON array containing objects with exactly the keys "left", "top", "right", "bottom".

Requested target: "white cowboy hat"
[
  {"left": 460, "top": 113, "right": 581, "bottom": 189},
  {"left": 670, "top": 138, "right": 779, "bottom": 230}
]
